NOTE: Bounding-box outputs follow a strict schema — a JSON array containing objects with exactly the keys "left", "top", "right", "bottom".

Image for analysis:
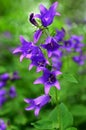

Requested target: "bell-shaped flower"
[
  {"left": 41, "top": 36, "right": 60, "bottom": 57},
  {"left": 35, "top": 2, "right": 60, "bottom": 27},
  {"left": 24, "top": 94, "right": 50, "bottom": 116},
  {"left": 34, "top": 69, "right": 62, "bottom": 94},
  {"left": 13, "top": 36, "right": 33, "bottom": 61},
  {"left": 0, "top": 119, "right": 7, "bottom": 130}
]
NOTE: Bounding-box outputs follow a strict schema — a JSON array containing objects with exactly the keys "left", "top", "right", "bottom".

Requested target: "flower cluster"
[
  {"left": 0, "top": 119, "right": 6, "bottom": 130},
  {"left": 0, "top": 72, "right": 20, "bottom": 108},
  {"left": 13, "top": 2, "right": 86, "bottom": 116}
]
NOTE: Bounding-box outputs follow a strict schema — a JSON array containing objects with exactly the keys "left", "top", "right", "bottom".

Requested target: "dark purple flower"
[
  {"left": 63, "top": 39, "right": 73, "bottom": 52},
  {"left": 0, "top": 73, "right": 9, "bottom": 81},
  {"left": 35, "top": 2, "right": 60, "bottom": 27},
  {"left": 29, "top": 55, "right": 49, "bottom": 72},
  {"left": 10, "top": 71, "right": 20, "bottom": 81},
  {"left": 34, "top": 69, "right": 62, "bottom": 94},
  {"left": 0, "top": 89, "right": 7, "bottom": 107},
  {"left": 9, "top": 86, "right": 17, "bottom": 98},
  {"left": 41, "top": 36, "right": 60, "bottom": 57},
  {"left": 33, "top": 29, "right": 42, "bottom": 44},
  {"left": 0, "top": 119, "right": 6, "bottom": 130},
  {"left": 29, "top": 13, "right": 39, "bottom": 26},
  {"left": 0, "top": 81, "right": 6, "bottom": 88},
  {"left": 51, "top": 53, "right": 62, "bottom": 71},
  {"left": 24, "top": 94, "right": 50, "bottom": 116},
  {"left": 13, "top": 36, "right": 33, "bottom": 61},
  {"left": 70, "top": 35, "right": 84, "bottom": 52},
  {"left": 72, "top": 52, "right": 85, "bottom": 65},
  {"left": 54, "top": 28, "right": 65, "bottom": 42}
]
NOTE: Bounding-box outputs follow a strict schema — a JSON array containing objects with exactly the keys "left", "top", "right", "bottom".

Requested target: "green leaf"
[
  {"left": 71, "top": 105, "right": 86, "bottom": 116},
  {"left": 63, "top": 73, "right": 78, "bottom": 83},
  {"left": 66, "top": 127, "right": 77, "bottom": 130},
  {"left": 57, "top": 103, "right": 73, "bottom": 130}
]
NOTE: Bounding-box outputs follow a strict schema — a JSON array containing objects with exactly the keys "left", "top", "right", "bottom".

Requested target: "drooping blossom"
[
  {"left": 54, "top": 28, "right": 65, "bottom": 42},
  {"left": 13, "top": 36, "right": 33, "bottom": 61},
  {"left": 24, "top": 94, "right": 50, "bottom": 116},
  {"left": 0, "top": 119, "right": 7, "bottom": 130},
  {"left": 35, "top": 2, "right": 60, "bottom": 27},
  {"left": 72, "top": 51, "right": 86, "bottom": 65},
  {"left": 0, "top": 89, "right": 7, "bottom": 107},
  {"left": 70, "top": 35, "right": 84, "bottom": 52},
  {"left": 29, "top": 55, "right": 49, "bottom": 72},
  {"left": 0, "top": 73, "right": 9, "bottom": 81},
  {"left": 29, "top": 13, "right": 39, "bottom": 27},
  {"left": 9, "top": 86, "right": 17, "bottom": 98},
  {"left": 34, "top": 69, "right": 62, "bottom": 94},
  {"left": 33, "top": 29, "right": 42, "bottom": 44},
  {"left": 41, "top": 36, "right": 60, "bottom": 57}
]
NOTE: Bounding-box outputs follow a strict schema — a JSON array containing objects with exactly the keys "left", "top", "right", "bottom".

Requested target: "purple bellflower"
[
  {"left": 29, "top": 13, "right": 39, "bottom": 27},
  {"left": 54, "top": 28, "right": 65, "bottom": 42},
  {"left": 9, "top": 86, "right": 17, "bottom": 98},
  {"left": 34, "top": 69, "right": 62, "bottom": 94},
  {"left": 0, "top": 119, "right": 7, "bottom": 130},
  {"left": 0, "top": 89, "right": 7, "bottom": 107},
  {"left": 73, "top": 51, "right": 86, "bottom": 65},
  {"left": 51, "top": 53, "right": 62, "bottom": 71},
  {"left": 24, "top": 94, "right": 50, "bottom": 116},
  {"left": 29, "top": 55, "right": 49, "bottom": 72},
  {"left": 13, "top": 36, "right": 33, "bottom": 62},
  {"left": 0, "top": 73, "right": 9, "bottom": 81},
  {"left": 0, "top": 81, "right": 6, "bottom": 89},
  {"left": 10, "top": 71, "right": 20, "bottom": 81},
  {"left": 63, "top": 39, "right": 73, "bottom": 52},
  {"left": 70, "top": 35, "right": 84, "bottom": 52},
  {"left": 41, "top": 36, "right": 60, "bottom": 57},
  {"left": 35, "top": 2, "right": 60, "bottom": 27}
]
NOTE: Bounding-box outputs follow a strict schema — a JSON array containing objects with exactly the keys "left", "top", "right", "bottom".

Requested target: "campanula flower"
[
  {"left": 54, "top": 28, "right": 65, "bottom": 42},
  {"left": 34, "top": 69, "right": 62, "bottom": 94},
  {"left": 0, "top": 119, "right": 6, "bottom": 130},
  {"left": 10, "top": 71, "right": 20, "bottom": 81},
  {"left": 9, "top": 86, "right": 17, "bottom": 98},
  {"left": 29, "top": 13, "right": 39, "bottom": 27},
  {"left": 73, "top": 51, "right": 86, "bottom": 65},
  {"left": 24, "top": 94, "right": 50, "bottom": 116},
  {"left": 41, "top": 36, "right": 60, "bottom": 57},
  {"left": 0, "top": 89, "right": 7, "bottom": 107},
  {"left": 35, "top": 2, "right": 60, "bottom": 27},
  {"left": 70, "top": 35, "right": 84, "bottom": 52},
  {"left": 13, "top": 36, "right": 33, "bottom": 61},
  {"left": 0, "top": 81, "right": 6, "bottom": 88},
  {"left": 0, "top": 73, "right": 9, "bottom": 81},
  {"left": 29, "top": 55, "right": 49, "bottom": 72}
]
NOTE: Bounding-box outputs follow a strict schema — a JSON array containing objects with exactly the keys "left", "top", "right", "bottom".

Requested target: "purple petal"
[
  {"left": 13, "top": 47, "right": 21, "bottom": 54},
  {"left": 54, "top": 71, "right": 62, "bottom": 76},
  {"left": 28, "top": 63, "right": 34, "bottom": 70},
  {"left": 34, "top": 29, "right": 42, "bottom": 44},
  {"left": 34, "top": 77, "right": 43, "bottom": 84},
  {"left": 44, "top": 84, "right": 51, "bottom": 94},
  {"left": 39, "top": 4, "right": 47, "bottom": 14},
  {"left": 20, "top": 54, "right": 24, "bottom": 62},
  {"left": 34, "top": 107, "right": 40, "bottom": 116},
  {"left": 55, "top": 81, "right": 60, "bottom": 90},
  {"left": 25, "top": 105, "right": 34, "bottom": 111},
  {"left": 49, "top": 2, "right": 58, "bottom": 11}
]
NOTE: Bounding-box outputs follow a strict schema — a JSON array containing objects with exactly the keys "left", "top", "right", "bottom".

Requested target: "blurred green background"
[{"left": 0, "top": 0, "right": 86, "bottom": 130}]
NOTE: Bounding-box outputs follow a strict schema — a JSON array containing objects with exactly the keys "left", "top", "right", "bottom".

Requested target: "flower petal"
[
  {"left": 39, "top": 4, "right": 47, "bottom": 15},
  {"left": 55, "top": 81, "right": 60, "bottom": 90},
  {"left": 34, "top": 107, "right": 40, "bottom": 116},
  {"left": 44, "top": 84, "right": 51, "bottom": 94},
  {"left": 34, "top": 77, "right": 43, "bottom": 84},
  {"left": 34, "top": 29, "right": 42, "bottom": 44}
]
